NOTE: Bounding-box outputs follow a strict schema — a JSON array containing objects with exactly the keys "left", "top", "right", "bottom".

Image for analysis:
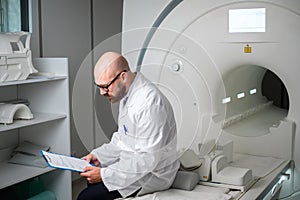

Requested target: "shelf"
[
  {"left": 0, "top": 161, "right": 55, "bottom": 189},
  {"left": 0, "top": 112, "right": 66, "bottom": 132},
  {"left": 0, "top": 76, "right": 67, "bottom": 87},
  {"left": 0, "top": 58, "right": 71, "bottom": 199}
]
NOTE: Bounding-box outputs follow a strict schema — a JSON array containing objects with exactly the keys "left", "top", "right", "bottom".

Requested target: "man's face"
[
  {"left": 95, "top": 70, "right": 126, "bottom": 103},
  {"left": 107, "top": 81, "right": 126, "bottom": 103}
]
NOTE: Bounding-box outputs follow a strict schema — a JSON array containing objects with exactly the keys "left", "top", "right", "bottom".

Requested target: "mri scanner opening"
[
  {"left": 221, "top": 65, "right": 289, "bottom": 137},
  {"left": 262, "top": 69, "right": 289, "bottom": 110}
]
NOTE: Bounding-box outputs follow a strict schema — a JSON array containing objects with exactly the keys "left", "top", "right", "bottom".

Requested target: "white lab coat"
[{"left": 91, "top": 73, "right": 180, "bottom": 197}]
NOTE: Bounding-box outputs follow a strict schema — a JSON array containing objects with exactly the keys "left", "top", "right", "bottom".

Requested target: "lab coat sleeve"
[
  {"left": 101, "top": 103, "right": 176, "bottom": 191},
  {"left": 91, "top": 132, "right": 122, "bottom": 167}
]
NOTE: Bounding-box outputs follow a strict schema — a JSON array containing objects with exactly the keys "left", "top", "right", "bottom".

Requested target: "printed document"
[{"left": 41, "top": 150, "right": 92, "bottom": 172}]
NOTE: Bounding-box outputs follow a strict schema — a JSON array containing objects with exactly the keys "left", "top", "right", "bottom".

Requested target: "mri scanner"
[{"left": 121, "top": 0, "right": 300, "bottom": 199}]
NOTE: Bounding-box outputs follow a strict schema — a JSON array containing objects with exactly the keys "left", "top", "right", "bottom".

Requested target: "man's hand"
[
  {"left": 80, "top": 166, "right": 102, "bottom": 184},
  {"left": 82, "top": 154, "right": 100, "bottom": 167}
]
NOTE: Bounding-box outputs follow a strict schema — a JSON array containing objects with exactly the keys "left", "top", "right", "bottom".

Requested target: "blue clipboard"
[{"left": 40, "top": 150, "right": 93, "bottom": 172}]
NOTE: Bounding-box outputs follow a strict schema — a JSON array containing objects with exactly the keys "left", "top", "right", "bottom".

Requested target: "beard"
[{"left": 109, "top": 82, "right": 126, "bottom": 103}]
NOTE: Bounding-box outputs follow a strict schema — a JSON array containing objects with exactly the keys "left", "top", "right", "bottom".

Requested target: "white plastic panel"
[{"left": 122, "top": 0, "right": 172, "bottom": 68}]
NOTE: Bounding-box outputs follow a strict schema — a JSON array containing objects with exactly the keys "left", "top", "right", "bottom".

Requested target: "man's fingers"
[
  {"left": 84, "top": 166, "right": 94, "bottom": 171},
  {"left": 80, "top": 166, "right": 93, "bottom": 177},
  {"left": 80, "top": 171, "right": 88, "bottom": 177},
  {"left": 82, "top": 155, "right": 91, "bottom": 163}
]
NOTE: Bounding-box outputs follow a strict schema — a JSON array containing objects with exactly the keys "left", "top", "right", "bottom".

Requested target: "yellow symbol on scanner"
[{"left": 244, "top": 44, "right": 252, "bottom": 53}]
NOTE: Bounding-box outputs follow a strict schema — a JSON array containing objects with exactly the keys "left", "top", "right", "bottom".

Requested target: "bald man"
[{"left": 77, "top": 52, "right": 179, "bottom": 200}]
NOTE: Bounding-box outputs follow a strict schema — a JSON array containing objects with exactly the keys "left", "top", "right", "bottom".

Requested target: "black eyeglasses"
[{"left": 94, "top": 70, "right": 127, "bottom": 91}]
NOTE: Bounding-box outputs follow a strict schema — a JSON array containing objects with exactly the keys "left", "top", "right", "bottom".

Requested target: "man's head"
[{"left": 94, "top": 51, "right": 135, "bottom": 103}]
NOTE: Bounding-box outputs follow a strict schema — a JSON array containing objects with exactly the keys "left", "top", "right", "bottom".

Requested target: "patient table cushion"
[
  {"left": 179, "top": 149, "right": 202, "bottom": 170},
  {"left": 171, "top": 171, "right": 200, "bottom": 191},
  {"left": 212, "top": 155, "right": 252, "bottom": 186}
]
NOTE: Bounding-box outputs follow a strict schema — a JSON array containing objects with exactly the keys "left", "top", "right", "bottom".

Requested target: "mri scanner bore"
[{"left": 221, "top": 65, "right": 289, "bottom": 137}]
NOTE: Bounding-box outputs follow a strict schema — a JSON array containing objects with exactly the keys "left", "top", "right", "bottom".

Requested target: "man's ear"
[{"left": 121, "top": 71, "right": 127, "bottom": 80}]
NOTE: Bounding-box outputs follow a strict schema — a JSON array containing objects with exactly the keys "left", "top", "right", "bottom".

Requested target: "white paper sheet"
[{"left": 41, "top": 150, "right": 92, "bottom": 172}]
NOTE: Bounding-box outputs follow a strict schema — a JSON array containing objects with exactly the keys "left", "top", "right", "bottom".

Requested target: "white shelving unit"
[{"left": 0, "top": 58, "right": 71, "bottom": 199}]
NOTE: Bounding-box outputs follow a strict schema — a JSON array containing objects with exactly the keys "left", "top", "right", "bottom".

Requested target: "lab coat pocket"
[{"left": 118, "top": 113, "right": 136, "bottom": 151}]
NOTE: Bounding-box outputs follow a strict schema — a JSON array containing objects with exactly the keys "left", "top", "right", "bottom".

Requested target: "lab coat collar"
[{"left": 122, "top": 72, "right": 140, "bottom": 107}]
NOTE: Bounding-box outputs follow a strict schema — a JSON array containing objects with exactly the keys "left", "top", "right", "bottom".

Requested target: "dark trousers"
[{"left": 77, "top": 182, "right": 122, "bottom": 200}]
